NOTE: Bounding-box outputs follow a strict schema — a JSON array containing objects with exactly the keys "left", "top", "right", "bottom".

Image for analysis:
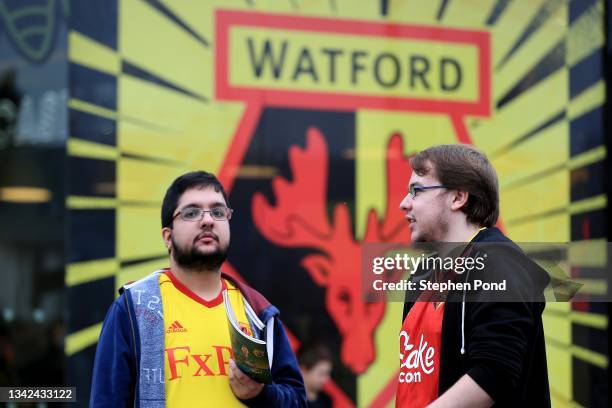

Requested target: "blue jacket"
[{"left": 90, "top": 270, "right": 307, "bottom": 407}]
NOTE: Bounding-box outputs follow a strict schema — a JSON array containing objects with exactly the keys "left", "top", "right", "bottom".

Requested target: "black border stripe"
[
  {"left": 569, "top": 0, "right": 598, "bottom": 24},
  {"left": 121, "top": 114, "right": 177, "bottom": 134},
  {"left": 67, "top": 345, "right": 97, "bottom": 404},
  {"left": 120, "top": 151, "right": 184, "bottom": 166},
  {"left": 69, "top": 209, "right": 116, "bottom": 262},
  {"left": 571, "top": 266, "right": 609, "bottom": 280},
  {"left": 486, "top": 0, "right": 512, "bottom": 26},
  {"left": 436, "top": 0, "right": 450, "bottom": 21},
  {"left": 120, "top": 200, "right": 160, "bottom": 207},
  {"left": 69, "top": 157, "right": 116, "bottom": 197},
  {"left": 380, "top": 0, "right": 389, "bottom": 16},
  {"left": 120, "top": 255, "right": 167, "bottom": 268},
  {"left": 570, "top": 161, "right": 605, "bottom": 202},
  {"left": 506, "top": 206, "right": 567, "bottom": 226},
  {"left": 503, "top": 162, "right": 565, "bottom": 190},
  {"left": 67, "top": 278, "right": 115, "bottom": 333},
  {"left": 572, "top": 357, "right": 608, "bottom": 406},
  {"left": 492, "top": 110, "right": 566, "bottom": 158},
  {"left": 70, "top": 63, "right": 117, "bottom": 110},
  {"left": 571, "top": 210, "right": 606, "bottom": 240},
  {"left": 141, "top": 0, "right": 209, "bottom": 47},
  {"left": 570, "top": 107, "right": 604, "bottom": 156},
  {"left": 497, "top": 39, "right": 565, "bottom": 110},
  {"left": 70, "top": 109, "right": 116, "bottom": 146},
  {"left": 496, "top": 0, "right": 565, "bottom": 70},
  {"left": 122, "top": 60, "right": 208, "bottom": 103},
  {"left": 71, "top": 0, "right": 118, "bottom": 50},
  {"left": 570, "top": 50, "right": 603, "bottom": 98}
]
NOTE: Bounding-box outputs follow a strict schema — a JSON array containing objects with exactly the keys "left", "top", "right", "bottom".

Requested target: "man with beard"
[
  {"left": 396, "top": 145, "right": 550, "bottom": 407},
  {"left": 90, "top": 171, "right": 306, "bottom": 407}
]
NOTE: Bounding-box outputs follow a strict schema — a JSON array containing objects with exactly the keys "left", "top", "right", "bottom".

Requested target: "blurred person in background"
[{"left": 298, "top": 343, "right": 333, "bottom": 408}]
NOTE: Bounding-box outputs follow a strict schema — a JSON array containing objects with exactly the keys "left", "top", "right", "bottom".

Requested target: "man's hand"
[{"left": 229, "top": 359, "right": 265, "bottom": 400}]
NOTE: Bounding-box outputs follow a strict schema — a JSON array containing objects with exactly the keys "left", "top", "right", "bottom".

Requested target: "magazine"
[{"left": 223, "top": 290, "right": 273, "bottom": 384}]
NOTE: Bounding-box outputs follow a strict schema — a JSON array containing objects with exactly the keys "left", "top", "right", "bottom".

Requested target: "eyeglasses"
[
  {"left": 409, "top": 185, "right": 446, "bottom": 198},
  {"left": 172, "top": 206, "right": 233, "bottom": 222}
]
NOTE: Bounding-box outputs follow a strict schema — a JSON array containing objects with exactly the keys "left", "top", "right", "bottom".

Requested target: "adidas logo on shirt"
[{"left": 166, "top": 320, "right": 187, "bottom": 333}]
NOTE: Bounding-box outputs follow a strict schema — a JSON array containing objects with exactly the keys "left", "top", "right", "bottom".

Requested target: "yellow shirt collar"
[{"left": 467, "top": 227, "right": 487, "bottom": 243}]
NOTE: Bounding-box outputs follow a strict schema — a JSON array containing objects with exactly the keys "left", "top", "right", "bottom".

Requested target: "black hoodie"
[{"left": 402, "top": 227, "right": 551, "bottom": 407}]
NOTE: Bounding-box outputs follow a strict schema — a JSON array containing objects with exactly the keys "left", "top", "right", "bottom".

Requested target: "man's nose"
[
  {"left": 399, "top": 193, "right": 412, "bottom": 211},
  {"left": 200, "top": 211, "right": 216, "bottom": 225}
]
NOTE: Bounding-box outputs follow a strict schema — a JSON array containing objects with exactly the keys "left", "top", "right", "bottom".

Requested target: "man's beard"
[
  {"left": 414, "top": 212, "right": 450, "bottom": 242},
  {"left": 171, "top": 236, "right": 228, "bottom": 271}
]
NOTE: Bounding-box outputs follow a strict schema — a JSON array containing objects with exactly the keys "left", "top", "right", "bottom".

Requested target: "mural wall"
[{"left": 20, "top": 0, "right": 603, "bottom": 406}]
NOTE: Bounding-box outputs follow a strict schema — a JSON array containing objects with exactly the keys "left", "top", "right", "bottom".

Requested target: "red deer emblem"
[{"left": 252, "top": 127, "right": 412, "bottom": 374}]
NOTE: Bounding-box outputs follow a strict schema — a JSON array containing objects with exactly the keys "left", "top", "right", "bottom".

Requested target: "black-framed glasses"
[
  {"left": 409, "top": 185, "right": 446, "bottom": 198},
  {"left": 172, "top": 206, "right": 233, "bottom": 222}
]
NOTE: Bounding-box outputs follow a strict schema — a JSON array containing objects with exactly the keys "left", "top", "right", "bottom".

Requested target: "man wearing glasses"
[
  {"left": 91, "top": 171, "right": 306, "bottom": 407},
  {"left": 396, "top": 145, "right": 550, "bottom": 407}
]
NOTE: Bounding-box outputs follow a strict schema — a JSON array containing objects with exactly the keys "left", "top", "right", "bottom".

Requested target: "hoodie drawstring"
[{"left": 461, "top": 268, "right": 470, "bottom": 355}]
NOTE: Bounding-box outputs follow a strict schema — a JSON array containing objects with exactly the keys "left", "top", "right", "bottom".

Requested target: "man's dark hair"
[
  {"left": 297, "top": 343, "right": 333, "bottom": 370},
  {"left": 410, "top": 144, "right": 499, "bottom": 228},
  {"left": 161, "top": 171, "right": 229, "bottom": 228}
]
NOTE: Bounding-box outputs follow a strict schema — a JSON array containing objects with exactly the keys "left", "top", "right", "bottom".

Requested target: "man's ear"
[
  {"left": 162, "top": 227, "right": 172, "bottom": 250},
  {"left": 450, "top": 189, "right": 469, "bottom": 211}
]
